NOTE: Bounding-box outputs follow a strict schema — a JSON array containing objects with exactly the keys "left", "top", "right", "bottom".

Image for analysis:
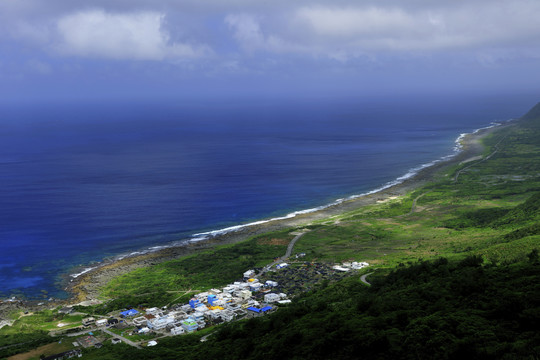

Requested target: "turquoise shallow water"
[{"left": 0, "top": 94, "right": 534, "bottom": 299}]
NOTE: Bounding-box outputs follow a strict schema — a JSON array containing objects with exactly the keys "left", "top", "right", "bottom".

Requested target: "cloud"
[
  {"left": 56, "top": 9, "right": 212, "bottom": 60},
  {"left": 223, "top": 1, "right": 540, "bottom": 63},
  {"left": 225, "top": 13, "right": 300, "bottom": 54}
]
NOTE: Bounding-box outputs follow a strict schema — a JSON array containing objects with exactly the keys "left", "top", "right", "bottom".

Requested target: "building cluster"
[
  {"left": 103, "top": 270, "right": 288, "bottom": 337},
  {"left": 77, "top": 259, "right": 368, "bottom": 347}
]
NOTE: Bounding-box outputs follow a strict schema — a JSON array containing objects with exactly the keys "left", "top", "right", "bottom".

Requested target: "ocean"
[{"left": 0, "top": 93, "right": 535, "bottom": 299}]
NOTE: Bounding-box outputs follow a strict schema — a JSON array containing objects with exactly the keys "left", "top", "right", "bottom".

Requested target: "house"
[
  {"left": 261, "top": 306, "right": 272, "bottom": 313},
  {"left": 145, "top": 307, "right": 160, "bottom": 315},
  {"left": 111, "top": 338, "right": 122, "bottom": 345},
  {"left": 133, "top": 316, "right": 148, "bottom": 327},
  {"left": 249, "top": 283, "right": 262, "bottom": 292},
  {"left": 208, "top": 309, "right": 222, "bottom": 320},
  {"left": 351, "top": 261, "right": 369, "bottom": 269},
  {"left": 171, "top": 326, "right": 185, "bottom": 335},
  {"left": 207, "top": 294, "right": 217, "bottom": 306},
  {"left": 243, "top": 269, "right": 255, "bottom": 279},
  {"left": 107, "top": 318, "right": 119, "bottom": 325},
  {"left": 276, "top": 263, "right": 288, "bottom": 269},
  {"left": 189, "top": 299, "right": 200, "bottom": 309},
  {"left": 181, "top": 319, "right": 198, "bottom": 332},
  {"left": 234, "top": 289, "right": 252, "bottom": 300},
  {"left": 147, "top": 316, "right": 174, "bottom": 331},
  {"left": 278, "top": 300, "right": 292, "bottom": 305},
  {"left": 95, "top": 319, "right": 107, "bottom": 327},
  {"left": 139, "top": 327, "right": 151, "bottom": 334},
  {"left": 192, "top": 311, "right": 205, "bottom": 321},
  {"left": 147, "top": 340, "right": 158, "bottom": 347},
  {"left": 180, "top": 304, "right": 192, "bottom": 312},
  {"left": 82, "top": 317, "right": 95, "bottom": 326},
  {"left": 220, "top": 310, "right": 235, "bottom": 322},
  {"left": 265, "top": 280, "right": 278, "bottom": 287},
  {"left": 246, "top": 299, "right": 260, "bottom": 307},
  {"left": 222, "top": 285, "right": 237, "bottom": 294},
  {"left": 264, "top": 293, "right": 281, "bottom": 303}
]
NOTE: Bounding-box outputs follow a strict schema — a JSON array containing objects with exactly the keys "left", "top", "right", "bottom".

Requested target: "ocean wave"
[{"left": 70, "top": 266, "right": 99, "bottom": 279}]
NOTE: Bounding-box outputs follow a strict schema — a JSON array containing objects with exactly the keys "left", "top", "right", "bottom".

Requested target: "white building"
[
  {"left": 234, "top": 289, "right": 252, "bottom": 300},
  {"left": 147, "top": 316, "right": 174, "bottom": 331},
  {"left": 243, "top": 269, "right": 255, "bottom": 279},
  {"left": 133, "top": 316, "right": 147, "bottom": 327},
  {"left": 265, "top": 280, "right": 278, "bottom": 287},
  {"left": 332, "top": 265, "right": 350, "bottom": 272},
  {"left": 171, "top": 326, "right": 185, "bottom": 335},
  {"left": 220, "top": 310, "right": 235, "bottom": 322},
  {"left": 180, "top": 304, "right": 192, "bottom": 313},
  {"left": 146, "top": 307, "right": 160, "bottom": 316},
  {"left": 264, "top": 293, "right": 281, "bottom": 303},
  {"left": 96, "top": 319, "right": 107, "bottom": 327},
  {"left": 139, "top": 327, "right": 151, "bottom": 334}
]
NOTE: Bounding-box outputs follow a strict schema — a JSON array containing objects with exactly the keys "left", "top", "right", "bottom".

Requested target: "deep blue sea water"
[{"left": 0, "top": 93, "right": 536, "bottom": 299}]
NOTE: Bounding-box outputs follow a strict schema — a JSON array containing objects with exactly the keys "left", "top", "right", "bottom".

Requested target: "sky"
[{"left": 1, "top": 0, "right": 540, "bottom": 102}]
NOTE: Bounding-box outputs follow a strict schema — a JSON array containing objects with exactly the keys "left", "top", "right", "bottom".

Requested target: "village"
[{"left": 45, "top": 257, "right": 370, "bottom": 354}]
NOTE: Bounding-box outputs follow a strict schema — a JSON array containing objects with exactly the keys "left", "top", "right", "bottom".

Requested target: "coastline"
[{"left": 62, "top": 121, "right": 510, "bottom": 305}]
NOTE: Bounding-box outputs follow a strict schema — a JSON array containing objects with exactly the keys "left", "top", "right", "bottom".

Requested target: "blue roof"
[
  {"left": 247, "top": 307, "right": 261, "bottom": 313},
  {"left": 120, "top": 309, "right": 139, "bottom": 316},
  {"left": 261, "top": 306, "right": 272, "bottom": 312}
]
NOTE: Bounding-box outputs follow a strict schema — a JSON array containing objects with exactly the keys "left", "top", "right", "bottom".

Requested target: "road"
[
  {"left": 102, "top": 328, "right": 142, "bottom": 349},
  {"left": 258, "top": 231, "right": 308, "bottom": 277},
  {"left": 360, "top": 272, "right": 374, "bottom": 286}
]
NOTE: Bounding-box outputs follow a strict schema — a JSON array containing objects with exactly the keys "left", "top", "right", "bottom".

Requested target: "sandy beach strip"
[{"left": 65, "top": 122, "right": 508, "bottom": 304}]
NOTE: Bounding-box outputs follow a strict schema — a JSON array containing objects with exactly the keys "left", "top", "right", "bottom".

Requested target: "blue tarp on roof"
[
  {"left": 247, "top": 307, "right": 261, "bottom": 313},
  {"left": 120, "top": 309, "right": 139, "bottom": 317},
  {"left": 261, "top": 306, "right": 272, "bottom": 312}
]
